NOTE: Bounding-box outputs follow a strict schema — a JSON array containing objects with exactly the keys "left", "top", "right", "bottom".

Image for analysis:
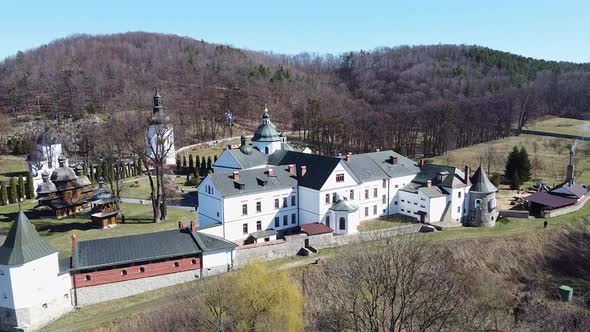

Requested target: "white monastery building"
[{"left": 199, "top": 108, "right": 498, "bottom": 242}]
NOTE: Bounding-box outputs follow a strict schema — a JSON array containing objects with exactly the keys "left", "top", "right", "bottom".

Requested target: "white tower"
[
  {"left": 251, "top": 106, "right": 286, "bottom": 155},
  {"left": 146, "top": 89, "right": 176, "bottom": 165},
  {"left": 28, "top": 129, "right": 67, "bottom": 191},
  {"left": 0, "top": 209, "right": 72, "bottom": 331}
]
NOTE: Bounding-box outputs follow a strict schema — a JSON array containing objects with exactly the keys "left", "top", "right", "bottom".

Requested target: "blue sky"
[{"left": 1, "top": 0, "right": 589, "bottom": 62}]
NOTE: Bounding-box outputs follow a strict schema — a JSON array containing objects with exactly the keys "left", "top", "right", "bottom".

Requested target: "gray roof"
[
  {"left": 329, "top": 199, "right": 359, "bottom": 212},
  {"left": 72, "top": 228, "right": 236, "bottom": 271},
  {"left": 36, "top": 179, "right": 57, "bottom": 194},
  {"left": 225, "top": 148, "right": 268, "bottom": 169},
  {"left": 358, "top": 151, "right": 420, "bottom": 178},
  {"left": 249, "top": 229, "right": 278, "bottom": 239},
  {"left": 469, "top": 166, "right": 497, "bottom": 193},
  {"left": 346, "top": 154, "right": 389, "bottom": 182},
  {"left": 413, "top": 164, "right": 467, "bottom": 188},
  {"left": 419, "top": 186, "right": 448, "bottom": 198},
  {"left": 252, "top": 109, "right": 283, "bottom": 142},
  {"left": 281, "top": 142, "right": 294, "bottom": 151},
  {"left": 550, "top": 181, "right": 587, "bottom": 199},
  {"left": 89, "top": 188, "right": 116, "bottom": 204},
  {"left": 77, "top": 175, "right": 92, "bottom": 187},
  {"left": 0, "top": 210, "right": 57, "bottom": 265},
  {"left": 50, "top": 166, "right": 77, "bottom": 183},
  {"left": 206, "top": 166, "right": 297, "bottom": 197},
  {"left": 268, "top": 151, "right": 353, "bottom": 190}
]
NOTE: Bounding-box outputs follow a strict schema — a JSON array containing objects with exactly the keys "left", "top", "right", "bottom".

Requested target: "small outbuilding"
[{"left": 245, "top": 229, "right": 278, "bottom": 244}]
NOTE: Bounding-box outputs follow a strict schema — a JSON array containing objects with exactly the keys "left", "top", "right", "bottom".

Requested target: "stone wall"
[
  {"left": 0, "top": 294, "right": 72, "bottom": 332},
  {"left": 234, "top": 224, "right": 421, "bottom": 267},
  {"left": 74, "top": 270, "right": 201, "bottom": 307},
  {"left": 499, "top": 210, "right": 531, "bottom": 219},
  {"left": 543, "top": 195, "right": 590, "bottom": 218}
]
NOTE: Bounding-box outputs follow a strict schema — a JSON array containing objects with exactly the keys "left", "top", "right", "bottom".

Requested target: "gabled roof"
[
  {"left": 358, "top": 151, "right": 420, "bottom": 178},
  {"left": 550, "top": 181, "right": 588, "bottom": 199},
  {"left": 225, "top": 148, "right": 268, "bottom": 169},
  {"left": 413, "top": 164, "right": 467, "bottom": 188},
  {"left": 470, "top": 166, "right": 497, "bottom": 193},
  {"left": 248, "top": 229, "right": 278, "bottom": 239},
  {"left": 526, "top": 192, "right": 577, "bottom": 209},
  {"left": 72, "top": 228, "right": 236, "bottom": 271},
  {"left": 0, "top": 210, "right": 57, "bottom": 265},
  {"left": 329, "top": 199, "right": 359, "bottom": 212},
  {"left": 268, "top": 151, "right": 355, "bottom": 190},
  {"left": 346, "top": 154, "right": 389, "bottom": 182},
  {"left": 207, "top": 166, "right": 297, "bottom": 197},
  {"left": 300, "top": 223, "right": 333, "bottom": 236}
]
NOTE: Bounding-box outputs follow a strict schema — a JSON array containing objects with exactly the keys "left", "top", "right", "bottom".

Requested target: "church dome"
[
  {"left": 252, "top": 107, "right": 282, "bottom": 142},
  {"left": 238, "top": 135, "right": 253, "bottom": 155},
  {"left": 50, "top": 155, "right": 77, "bottom": 183}
]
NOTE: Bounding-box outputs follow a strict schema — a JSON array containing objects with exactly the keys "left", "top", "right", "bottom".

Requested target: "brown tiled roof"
[{"left": 300, "top": 223, "right": 333, "bottom": 236}]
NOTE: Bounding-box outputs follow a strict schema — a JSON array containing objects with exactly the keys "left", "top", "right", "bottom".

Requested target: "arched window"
[
  {"left": 474, "top": 199, "right": 482, "bottom": 208},
  {"left": 339, "top": 217, "right": 346, "bottom": 230},
  {"left": 325, "top": 215, "right": 330, "bottom": 228},
  {"left": 121, "top": 269, "right": 128, "bottom": 276}
]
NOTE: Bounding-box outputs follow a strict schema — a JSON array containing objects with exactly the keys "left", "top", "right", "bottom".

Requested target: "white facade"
[
  {"left": 29, "top": 142, "right": 67, "bottom": 191},
  {"left": 146, "top": 125, "right": 176, "bottom": 166},
  {"left": 0, "top": 253, "right": 72, "bottom": 331}
]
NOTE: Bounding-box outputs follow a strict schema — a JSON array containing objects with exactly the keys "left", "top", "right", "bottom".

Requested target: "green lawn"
[
  {"left": 358, "top": 215, "right": 415, "bottom": 232},
  {"left": 526, "top": 116, "right": 590, "bottom": 136},
  {"left": 0, "top": 201, "right": 196, "bottom": 258},
  {"left": 0, "top": 155, "right": 28, "bottom": 182},
  {"left": 120, "top": 175, "right": 197, "bottom": 200}
]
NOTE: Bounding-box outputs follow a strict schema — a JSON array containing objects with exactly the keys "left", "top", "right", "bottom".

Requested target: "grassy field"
[
  {"left": 120, "top": 175, "right": 197, "bottom": 200},
  {"left": 0, "top": 201, "right": 196, "bottom": 257},
  {"left": 358, "top": 214, "right": 415, "bottom": 232},
  {"left": 526, "top": 116, "right": 590, "bottom": 136},
  {"left": 0, "top": 155, "right": 28, "bottom": 182},
  {"left": 428, "top": 134, "right": 590, "bottom": 186}
]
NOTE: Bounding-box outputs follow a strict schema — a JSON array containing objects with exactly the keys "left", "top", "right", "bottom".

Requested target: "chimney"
[
  {"left": 464, "top": 165, "right": 470, "bottom": 185},
  {"left": 426, "top": 180, "right": 432, "bottom": 187},
  {"left": 71, "top": 234, "right": 77, "bottom": 249},
  {"left": 233, "top": 171, "right": 240, "bottom": 180},
  {"left": 376, "top": 148, "right": 380, "bottom": 152},
  {"left": 267, "top": 168, "right": 274, "bottom": 176},
  {"left": 419, "top": 159, "right": 424, "bottom": 167},
  {"left": 300, "top": 165, "right": 307, "bottom": 176},
  {"left": 390, "top": 156, "right": 398, "bottom": 165},
  {"left": 227, "top": 144, "right": 232, "bottom": 150},
  {"left": 288, "top": 164, "right": 296, "bottom": 174},
  {"left": 190, "top": 221, "right": 196, "bottom": 233},
  {"left": 178, "top": 221, "right": 184, "bottom": 229},
  {"left": 346, "top": 152, "right": 352, "bottom": 162},
  {"left": 338, "top": 153, "right": 342, "bottom": 158}
]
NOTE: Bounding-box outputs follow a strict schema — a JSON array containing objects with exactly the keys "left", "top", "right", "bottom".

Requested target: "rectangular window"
[
  {"left": 373, "top": 188, "right": 378, "bottom": 198},
  {"left": 242, "top": 223, "right": 248, "bottom": 234},
  {"left": 401, "top": 199, "right": 405, "bottom": 203},
  {"left": 283, "top": 215, "right": 288, "bottom": 226},
  {"left": 382, "top": 179, "right": 387, "bottom": 188},
  {"left": 394, "top": 201, "right": 398, "bottom": 205},
  {"left": 458, "top": 191, "right": 462, "bottom": 198},
  {"left": 332, "top": 193, "right": 337, "bottom": 203},
  {"left": 291, "top": 213, "right": 296, "bottom": 224},
  {"left": 256, "top": 201, "right": 262, "bottom": 213},
  {"left": 395, "top": 184, "right": 399, "bottom": 189},
  {"left": 349, "top": 189, "right": 354, "bottom": 200},
  {"left": 365, "top": 190, "right": 369, "bottom": 199},
  {"left": 365, "top": 207, "right": 369, "bottom": 217},
  {"left": 401, "top": 208, "right": 405, "bottom": 212},
  {"left": 457, "top": 206, "right": 461, "bottom": 213},
  {"left": 339, "top": 218, "right": 346, "bottom": 230},
  {"left": 283, "top": 197, "right": 288, "bottom": 208},
  {"left": 382, "top": 195, "right": 386, "bottom": 204},
  {"left": 325, "top": 194, "right": 330, "bottom": 204},
  {"left": 373, "top": 205, "right": 377, "bottom": 215},
  {"left": 274, "top": 198, "right": 280, "bottom": 209},
  {"left": 274, "top": 217, "right": 279, "bottom": 228},
  {"left": 291, "top": 196, "right": 296, "bottom": 206},
  {"left": 242, "top": 204, "right": 248, "bottom": 215},
  {"left": 336, "top": 173, "right": 345, "bottom": 182},
  {"left": 256, "top": 221, "right": 262, "bottom": 231}
]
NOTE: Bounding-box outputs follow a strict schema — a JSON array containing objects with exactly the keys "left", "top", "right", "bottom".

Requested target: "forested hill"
[{"left": 1, "top": 32, "right": 589, "bottom": 156}]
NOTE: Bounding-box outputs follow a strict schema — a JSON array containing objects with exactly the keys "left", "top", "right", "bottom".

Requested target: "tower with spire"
[
  {"left": 251, "top": 105, "right": 289, "bottom": 155},
  {"left": 466, "top": 166, "right": 499, "bottom": 227},
  {"left": 0, "top": 209, "right": 72, "bottom": 331},
  {"left": 146, "top": 89, "right": 176, "bottom": 165}
]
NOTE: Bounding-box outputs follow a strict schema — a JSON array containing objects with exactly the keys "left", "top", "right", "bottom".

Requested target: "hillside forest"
[{"left": 1, "top": 32, "right": 590, "bottom": 157}]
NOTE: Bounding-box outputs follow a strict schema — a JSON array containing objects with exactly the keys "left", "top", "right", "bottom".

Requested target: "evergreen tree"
[
  {"left": 96, "top": 163, "right": 103, "bottom": 180},
  {"left": 189, "top": 154, "right": 194, "bottom": 174},
  {"left": 0, "top": 182, "right": 8, "bottom": 206},
  {"left": 214, "top": 154, "right": 218, "bottom": 162},
  {"left": 26, "top": 172, "right": 35, "bottom": 199},
  {"left": 199, "top": 156, "right": 207, "bottom": 177},
  {"left": 504, "top": 146, "right": 521, "bottom": 180},
  {"left": 176, "top": 157, "right": 181, "bottom": 173},
  {"left": 83, "top": 164, "right": 88, "bottom": 176},
  {"left": 89, "top": 164, "right": 94, "bottom": 182},
  {"left": 137, "top": 158, "right": 143, "bottom": 174},
  {"left": 17, "top": 176, "right": 25, "bottom": 200},
  {"left": 182, "top": 155, "right": 187, "bottom": 172},
  {"left": 207, "top": 156, "right": 212, "bottom": 170},
  {"left": 195, "top": 155, "right": 200, "bottom": 177},
  {"left": 518, "top": 146, "right": 532, "bottom": 183},
  {"left": 510, "top": 170, "right": 521, "bottom": 190},
  {"left": 9, "top": 178, "right": 17, "bottom": 204}
]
